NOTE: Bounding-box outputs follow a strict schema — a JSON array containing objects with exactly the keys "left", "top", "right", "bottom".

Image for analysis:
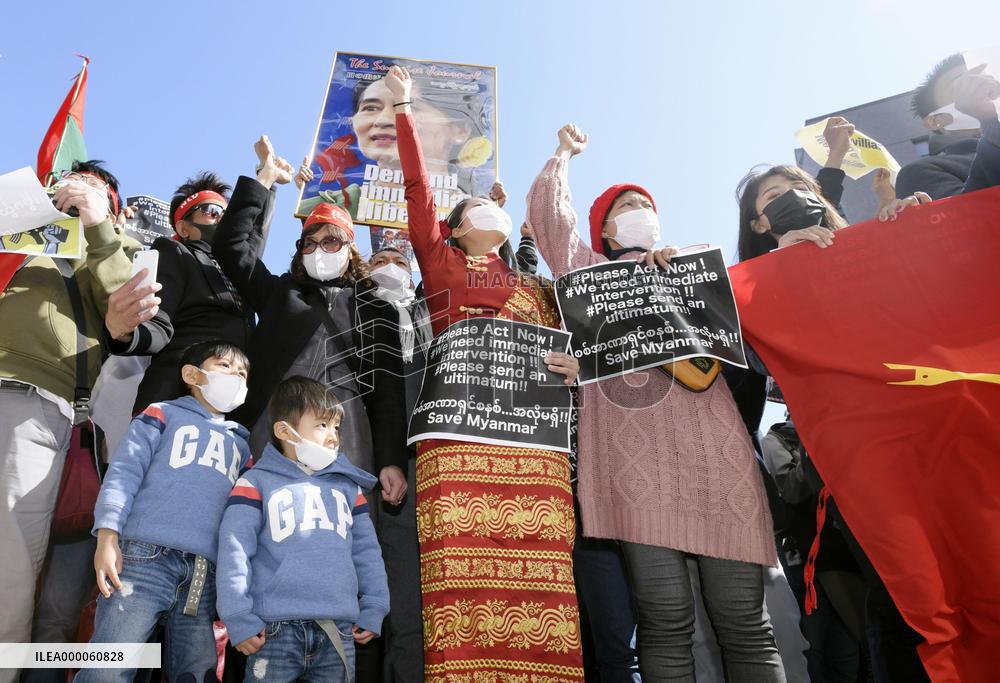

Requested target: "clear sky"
[{"left": 3, "top": 0, "right": 999, "bottom": 273}]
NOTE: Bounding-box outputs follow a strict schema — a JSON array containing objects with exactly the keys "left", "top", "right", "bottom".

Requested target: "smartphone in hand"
[{"left": 131, "top": 249, "right": 159, "bottom": 299}]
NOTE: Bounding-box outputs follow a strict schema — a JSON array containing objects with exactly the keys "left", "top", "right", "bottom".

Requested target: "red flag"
[
  {"left": 729, "top": 188, "right": 1000, "bottom": 683},
  {"left": 0, "top": 56, "right": 89, "bottom": 291}
]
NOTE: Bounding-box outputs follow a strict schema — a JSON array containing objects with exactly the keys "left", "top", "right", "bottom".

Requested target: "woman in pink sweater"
[{"left": 526, "top": 124, "right": 784, "bottom": 682}]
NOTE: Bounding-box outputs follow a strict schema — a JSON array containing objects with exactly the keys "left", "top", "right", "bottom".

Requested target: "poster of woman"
[{"left": 296, "top": 52, "right": 498, "bottom": 231}]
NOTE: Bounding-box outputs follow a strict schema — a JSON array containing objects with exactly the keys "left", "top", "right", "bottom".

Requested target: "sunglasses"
[
  {"left": 185, "top": 203, "right": 226, "bottom": 221},
  {"left": 297, "top": 236, "right": 350, "bottom": 254}
]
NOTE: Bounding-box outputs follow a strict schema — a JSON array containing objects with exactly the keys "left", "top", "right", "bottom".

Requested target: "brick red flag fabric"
[{"left": 729, "top": 187, "right": 1000, "bottom": 683}]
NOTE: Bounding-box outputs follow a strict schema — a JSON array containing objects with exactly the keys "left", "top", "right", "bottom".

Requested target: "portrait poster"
[{"left": 296, "top": 52, "right": 498, "bottom": 231}]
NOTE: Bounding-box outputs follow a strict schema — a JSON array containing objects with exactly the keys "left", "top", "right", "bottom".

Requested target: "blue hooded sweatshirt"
[
  {"left": 92, "top": 395, "right": 251, "bottom": 560},
  {"left": 216, "top": 444, "right": 389, "bottom": 646}
]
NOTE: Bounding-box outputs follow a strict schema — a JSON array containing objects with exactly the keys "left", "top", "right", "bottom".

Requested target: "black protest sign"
[
  {"left": 555, "top": 247, "right": 747, "bottom": 384},
  {"left": 124, "top": 195, "right": 172, "bottom": 247},
  {"left": 407, "top": 318, "right": 573, "bottom": 452}
]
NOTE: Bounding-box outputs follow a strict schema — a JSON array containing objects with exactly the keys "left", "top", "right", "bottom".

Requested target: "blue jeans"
[
  {"left": 75, "top": 541, "right": 217, "bottom": 683},
  {"left": 246, "top": 620, "right": 355, "bottom": 683}
]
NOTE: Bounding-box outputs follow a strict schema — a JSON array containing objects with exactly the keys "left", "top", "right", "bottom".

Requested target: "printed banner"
[
  {"left": 407, "top": 318, "right": 572, "bottom": 452},
  {"left": 796, "top": 118, "right": 901, "bottom": 180},
  {"left": 296, "top": 52, "right": 498, "bottom": 230},
  {"left": 123, "top": 195, "right": 172, "bottom": 248},
  {"left": 0, "top": 217, "right": 82, "bottom": 259},
  {"left": 369, "top": 226, "right": 418, "bottom": 272},
  {"left": 555, "top": 247, "right": 747, "bottom": 384}
]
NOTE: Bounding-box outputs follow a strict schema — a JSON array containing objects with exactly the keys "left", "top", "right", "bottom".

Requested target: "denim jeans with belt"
[
  {"left": 622, "top": 541, "right": 785, "bottom": 682},
  {"left": 245, "top": 619, "right": 355, "bottom": 683},
  {"left": 76, "top": 541, "right": 217, "bottom": 683}
]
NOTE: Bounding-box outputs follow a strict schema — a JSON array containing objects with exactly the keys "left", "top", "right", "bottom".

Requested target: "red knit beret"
[
  {"left": 304, "top": 202, "right": 354, "bottom": 239},
  {"left": 588, "top": 184, "right": 657, "bottom": 255}
]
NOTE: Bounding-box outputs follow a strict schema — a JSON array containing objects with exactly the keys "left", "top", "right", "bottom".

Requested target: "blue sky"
[{"left": 2, "top": 0, "right": 999, "bottom": 277}]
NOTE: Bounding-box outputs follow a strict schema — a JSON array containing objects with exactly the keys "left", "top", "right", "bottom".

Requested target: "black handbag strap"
[{"left": 53, "top": 258, "right": 91, "bottom": 423}]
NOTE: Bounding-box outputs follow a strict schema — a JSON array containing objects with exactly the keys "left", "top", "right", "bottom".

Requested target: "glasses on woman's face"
[
  {"left": 297, "top": 236, "right": 349, "bottom": 254},
  {"left": 59, "top": 171, "right": 107, "bottom": 189},
  {"left": 185, "top": 203, "right": 226, "bottom": 222}
]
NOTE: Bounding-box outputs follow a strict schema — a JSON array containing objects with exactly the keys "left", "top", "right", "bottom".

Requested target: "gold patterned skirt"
[{"left": 416, "top": 439, "right": 585, "bottom": 682}]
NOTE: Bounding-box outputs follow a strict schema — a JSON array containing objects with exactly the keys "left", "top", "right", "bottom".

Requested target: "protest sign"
[
  {"left": 296, "top": 52, "right": 498, "bottom": 230},
  {"left": 123, "top": 195, "right": 172, "bottom": 248},
  {"left": 555, "top": 247, "right": 747, "bottom": 385},
  {"left": 795, "top": 118, "right": 901, "bottom": 180},
  {"left": 0, "top": 167, "right": 73, "bottom": 237},
  {"left": 0, "top": 217, "right": 82, "bottom": 259},
  {"left": 407, "top": 318, "right": 572, "bottom": 452}
]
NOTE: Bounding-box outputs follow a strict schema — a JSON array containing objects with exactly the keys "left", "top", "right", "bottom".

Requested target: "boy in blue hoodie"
[
  {"left": 78, "top": 340, "right": 252, "bottom": 683},
  {"left": 217, "top": 376, "right": 389, "bottom": 682}
]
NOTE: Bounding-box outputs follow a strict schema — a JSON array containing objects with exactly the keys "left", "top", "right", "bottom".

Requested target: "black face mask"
[
  {"left": 187, "top": 222, "right": 217, "bottom": 246},
  {"left": 761, "top": 189, "right": 827, "bottom": 236}
]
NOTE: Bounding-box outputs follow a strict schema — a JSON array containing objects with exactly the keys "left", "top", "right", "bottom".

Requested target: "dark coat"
[
  {"left": 109, "top": 187, "right": 275, "bottom": 413},
  {"left": 214, "top": 176, "right": 407, "bottom": 474}
]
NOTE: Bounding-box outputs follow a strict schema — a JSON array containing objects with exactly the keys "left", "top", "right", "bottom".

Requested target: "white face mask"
[
  {"left": 464, "top": 204, "right": 513, "bottom": 239},
  {"left": 611, "top": 208, "right": 660, "bottom": 250},
  {"left": 370, "top": 262, "right": 411, "bottom": 291},
  {"left": 303, "top": 248, "right": 350, "bottom": 281},
  {"left": 928, "top": 102, "right": 982, "bottom": 132},
  {"left": 196, "top": 368, "right": 247, "bottom": 414},
  {"left": 281, "top": 422, "right": 338, "bottom": 470}
]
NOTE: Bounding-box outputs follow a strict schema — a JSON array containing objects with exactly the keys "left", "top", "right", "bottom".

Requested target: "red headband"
[
  {"left": 304, "top": 203, "right": 354, "bottom": 239},
  {"left": 173, "top": 190, "right": 227, "bottom": 226}
]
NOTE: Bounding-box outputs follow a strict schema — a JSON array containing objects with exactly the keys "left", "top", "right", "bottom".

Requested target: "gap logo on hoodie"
[
  {"left": 230, "top": 477, "right": 369, "bottom": 543},
  {"left": 92, "top": 395, "right": 252, "bottom": 560},
  {"left": 216, "top": 445, "right": 389, "bottom": 647},
  {"left": 166, "top": 421, "right": 244, "bottom": 483}
]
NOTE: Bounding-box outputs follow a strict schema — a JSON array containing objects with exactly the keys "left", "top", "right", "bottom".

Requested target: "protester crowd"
[{"left": 1, "top": 52, "right": 998, "bottom": 683}]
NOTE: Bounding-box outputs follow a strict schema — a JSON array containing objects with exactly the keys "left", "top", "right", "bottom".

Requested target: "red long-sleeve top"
[{"left": 397, "top": 113, "right": 516, "bottom": 336}]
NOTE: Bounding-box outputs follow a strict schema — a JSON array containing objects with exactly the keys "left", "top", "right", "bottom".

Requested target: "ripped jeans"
[
  {"left": 246, "top": 620, "right": 355, "bottom": 683},
  {"left": 76, "top": 541, "right": 217, "bottom": 683}
]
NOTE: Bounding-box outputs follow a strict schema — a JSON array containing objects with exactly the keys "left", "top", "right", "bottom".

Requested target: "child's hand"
[
  {"left": 236, "top": 630, "right": 266, "bottom": 655},
  {"left": 352, "top": 626, "right": 376, "bottom": 645},
  {"left": 94, "top": 529, "right": 123, "bottom": 599}
]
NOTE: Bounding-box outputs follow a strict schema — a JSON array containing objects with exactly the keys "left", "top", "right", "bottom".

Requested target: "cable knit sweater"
[{"left": 526, "top": 156, "right": 775, "bottom": 567}]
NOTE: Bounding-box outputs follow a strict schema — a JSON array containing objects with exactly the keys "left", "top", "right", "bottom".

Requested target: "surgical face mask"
[
  {"left": 370, "top": 262, "right": 411, "bottom": 291},
  {"left": 928, "top": 102, "right": 982, "bottom": 132},
  {"left": 196, "top": 368, "right": 247, "bottom": 414},
  {"left": 464, "top": 204, "right": 513, "bottom": 239},
  {"left": 611, "top": 208, "right": 660, "bottom": 250},
  {"left": 281, "top": 422, "right": 338, "bottom": 470},
  {"left": 303, "top": 248, "right": 350, "bottom": 281},
  {"left": 761, "top": 189, "right": 828, "bottom": 236}
]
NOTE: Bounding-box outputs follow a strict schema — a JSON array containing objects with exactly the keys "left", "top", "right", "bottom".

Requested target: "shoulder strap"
[{"left": 53, "top": 258, "right": 91, "bottom": 423}]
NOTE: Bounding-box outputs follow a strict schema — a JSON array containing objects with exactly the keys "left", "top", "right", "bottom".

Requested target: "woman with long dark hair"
[{"left": 387, "top": 65, "right": 585, "bottom": 683}]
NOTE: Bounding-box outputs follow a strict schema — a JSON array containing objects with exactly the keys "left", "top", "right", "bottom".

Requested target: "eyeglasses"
[
  {"left": 59, "top": 170, "right": 107, "bottom": 190},
  {"left": 297, "top": 236, "right": 350, "bottom": 254},
  {"left": 184, "top": 204, "right": 226, "bottom": 222}
]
